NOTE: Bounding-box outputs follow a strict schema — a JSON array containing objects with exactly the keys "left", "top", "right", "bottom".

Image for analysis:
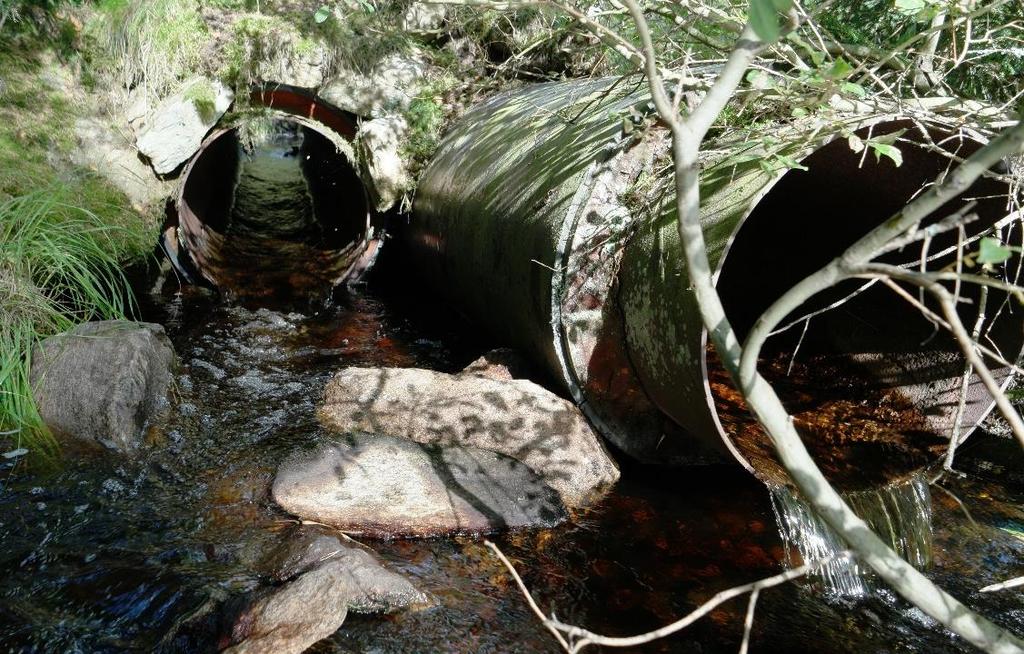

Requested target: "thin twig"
[
  {"left": 484, "top": 541, "right": 572, "bottom": 652},
  {"left": 981, "top": 576, "right": 1024, "bottom": 593},
  {"left": 738, "top": 588, "right": 760, "bottom": 654},
  {"left": 486, "top": 538, "right": 821, "bottom": 654},
  {"left": 945, "top": 285, "right": 989, "bottom": 470}
]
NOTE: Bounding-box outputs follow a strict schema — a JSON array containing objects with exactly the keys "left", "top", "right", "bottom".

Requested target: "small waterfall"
[{"left": 769, "top": 474, "right": 932, "bottom": 597}]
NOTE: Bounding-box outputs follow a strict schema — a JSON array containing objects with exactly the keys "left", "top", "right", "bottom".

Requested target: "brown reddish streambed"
[
  {"left": 3, "top": 134, "right": 1024, "bottom": 652},
  {"left": 1, "top": 265, "right": 1023, "bottom": 652},
  {"left": 707, "top": 345, "right": 948, "bottom": 490}
]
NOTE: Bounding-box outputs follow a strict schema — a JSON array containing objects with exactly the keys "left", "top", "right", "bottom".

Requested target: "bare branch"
[{"left": 485, "top": 539, "right": 821, "bottom": 654}]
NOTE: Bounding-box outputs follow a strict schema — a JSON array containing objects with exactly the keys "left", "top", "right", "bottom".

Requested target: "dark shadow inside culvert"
[
  {"left": 176, "top": 117, "right": 371, "bottom": 307},
  {"left": 710, "top": 121, "right": 1023, "bottom": 488}
]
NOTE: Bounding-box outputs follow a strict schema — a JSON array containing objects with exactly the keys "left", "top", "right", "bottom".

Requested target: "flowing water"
[
  {"left": 3, "top": 150, "right": 1024, "bottom": 651},
  {"left": 770, "top": 475, "right": 933, "bottom": 597},
  {"left": 2, "top": 266, "right": 1023, "bottom": 652}
]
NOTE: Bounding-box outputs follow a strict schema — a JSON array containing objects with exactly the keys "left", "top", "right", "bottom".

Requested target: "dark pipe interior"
[
  {"left": 178, "top": 118, "right": 370, "bottom": 307},
  {"left": 713, "top": 121, "right": 1022, "bottom": 488}
]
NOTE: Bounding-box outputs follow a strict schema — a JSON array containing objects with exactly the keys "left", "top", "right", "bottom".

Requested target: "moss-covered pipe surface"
[{"left": 410, "top": 77, "right": 1022, "bottom": 484}]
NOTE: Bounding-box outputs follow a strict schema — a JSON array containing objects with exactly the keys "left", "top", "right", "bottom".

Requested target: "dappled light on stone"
[{"left": 272, "top": 433, "right": 568, "bottom": 538}]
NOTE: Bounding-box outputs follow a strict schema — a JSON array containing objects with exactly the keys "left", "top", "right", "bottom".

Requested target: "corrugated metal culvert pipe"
[
  {"left": 408, "top": 77, "right": 1024, "bottom": 488},
  {"left": 165, "top": 84, "right": 373, "bottom": 304}
]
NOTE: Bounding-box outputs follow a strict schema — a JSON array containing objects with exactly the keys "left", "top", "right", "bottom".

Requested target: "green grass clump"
[
  {"left": 88, "top": 0, "right": 209, "bottom": 99},
  {"left": 0, "top": 188, "right": 136, "bottom": 455},
  {"left": 402, "top": 91, "right": 445, "bottom": 172},
  {"left": 0, "top": 35, "right": 154, "bottom": 456},
  {"left": 0, "top": 37, "right": 156, "bottom": 259},
  {"left": 183, "top": 77, "right": 219, "bottom": 122}
]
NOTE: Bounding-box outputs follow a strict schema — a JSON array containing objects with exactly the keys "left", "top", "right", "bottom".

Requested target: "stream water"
[
  {"left": 3, "top": 138, "right": 1024, "bottom": 653},
  {"left": 2, "top": 267, "right": 1023, "bottom": 653}
]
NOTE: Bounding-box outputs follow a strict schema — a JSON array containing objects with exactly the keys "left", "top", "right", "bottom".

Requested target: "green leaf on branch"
[
  {"left": 314, "top": 5, "right": 331, "bottom": 23},
  {"left": 894, "top": 0, "right": 927, "bottom": 15},
  {"left": 750, "top": 0, "right": 793, "bottom": 42},
  {"left": 775, "top": 154, "right": 809, "bottom": 171},
  {"left": 758, "top": 152, "right": 809, "bottom": 173},
  {"left": 841, "top": 81, "right": 867, "bottom": 98},
  {"left": 827, "top": 57, "right": 854, "bottom": 79},
  {"left": 870, "top": 142, "right": 903, "bottom": 167},
  {"left": 978, "top": 237, "right": 1013, "bottom": 265}
]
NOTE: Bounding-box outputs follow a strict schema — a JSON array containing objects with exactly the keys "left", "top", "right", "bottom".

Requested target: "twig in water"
[
  {"left": 485, "top": 539, "right": 828, "bottom": 653},
  {"left": 929, "top": 479, "right": 979, "bottom": 528},
  {"left": 738, "top": 587, "right": 760, "bottom": 654},
  {"left": 981, "top": 576, "right": 1024, "bottom": 593},
  {"left": 484, "top": 540, "right": 571, "bottom": 652}
]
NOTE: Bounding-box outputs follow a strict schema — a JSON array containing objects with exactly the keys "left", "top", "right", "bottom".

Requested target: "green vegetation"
[
  {"left": 402, "top": 83, "right": 448, "bottom": 178},
  {"left": 813, "top": 0, "right": 1024, "bottom": 105},
  {"left": 85, "top": 0, "right": 209, "bottom": 98},
  {"left": 0, "top": 189, "right": 135, "bottom": 455},
  {"left": 0, "top": 26, "right": 154, "bottom": 455},
  {"left": 182, "top": 76, "right": 219, "bottom": 122},
  {"left": 0, "top": 38, "right": 152, "bottom": 252}
]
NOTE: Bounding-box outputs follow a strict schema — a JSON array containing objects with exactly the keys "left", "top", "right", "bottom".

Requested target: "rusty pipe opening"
[
  {"left": 708, "top": 121, "right": 1023, "bottom": 489},
  {"left": 175, "top": 117, "right": 370, "bottom": 306}
]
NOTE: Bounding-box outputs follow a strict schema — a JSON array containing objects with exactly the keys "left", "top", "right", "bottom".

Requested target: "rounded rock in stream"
[
  {"left": 225, "top": 527, "right": 428, "bottom": 654},
  {"left": 272, "top": 433, "right": 567, "bottom": 537},
  {"left": 30, "top": 320, "right": 176, "bottom": 453},
  {"left": 263, "top": 526, "right": 430, "bottom": 611},
  {"left": 317, "top": 365, "right": 620, "bottom": 507}
]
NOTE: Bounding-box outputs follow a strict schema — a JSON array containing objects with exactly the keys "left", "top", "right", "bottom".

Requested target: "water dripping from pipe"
[{"left": 769, "top": 474, "right": 933, "bottom": 597}]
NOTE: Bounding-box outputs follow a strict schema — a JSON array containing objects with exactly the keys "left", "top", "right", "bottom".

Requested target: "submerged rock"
[
  {"left": 135, "top": 78, "right": 233, "bottom": 175},
  {"left": 225, "top": 527, "right": 428, "bottom": 654},
  {"left": 263, "top": 526, "right": 429, "bottom": 612},
  {"left": 30, "top": 320, "right": 176, "bottom": 453},
  {"left": 272, "top": 433, "right": 566, "bottom": 537},
  {"left": 223, "top": 560, "right": 349, "bottom": 654},
  {"left": 318, "top": 366, "right": 620, "bottom": 507}
]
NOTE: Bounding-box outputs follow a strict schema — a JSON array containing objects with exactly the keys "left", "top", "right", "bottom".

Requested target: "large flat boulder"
[
  {"left": 30, "top": 320, "right": 176, "bottom": 453},
  {"left": 319, "top": 51, "right": 428, "bottom": 118},
  {"left": 317, "top": 366, "right": 620, "bottom": 507},
  {"left": 272, "top": 433, "right": 566, "bottom": 537}
]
